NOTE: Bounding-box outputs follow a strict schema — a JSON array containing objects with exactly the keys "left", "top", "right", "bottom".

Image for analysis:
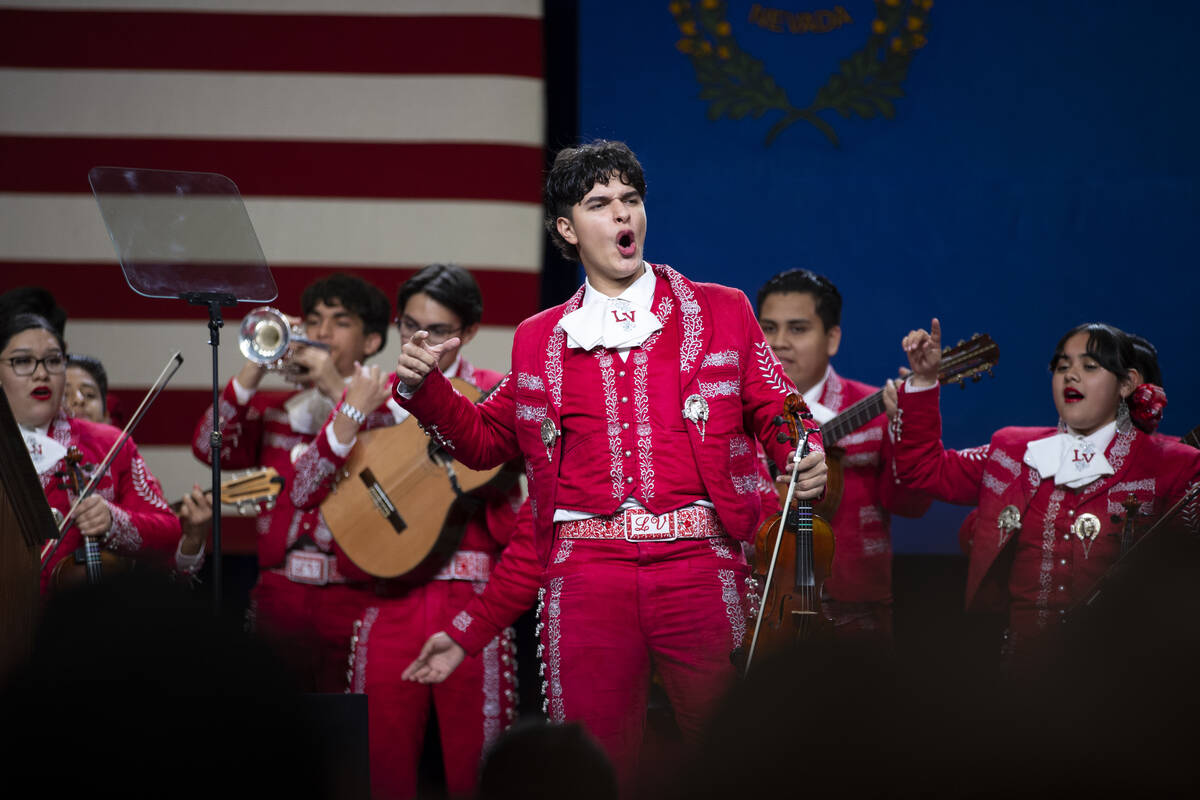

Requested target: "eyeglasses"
[
  {"left": 1, "top": 353, "right": 68, "bottom": 376},
  {"left": 396, "top": 316, "right": 463, "bottom": 345}
]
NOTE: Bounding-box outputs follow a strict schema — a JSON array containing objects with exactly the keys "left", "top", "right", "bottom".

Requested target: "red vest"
[{"left": 556, "top": 277, "right": 706, "bottom": 514}]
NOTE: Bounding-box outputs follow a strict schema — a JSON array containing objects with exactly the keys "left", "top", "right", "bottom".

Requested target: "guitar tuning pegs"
[
  {"left": 776, "top": 432, "right": 790, "bottom": 443},
  {"left": 772, "top": 415, "right": 784, "bottom": 427}
]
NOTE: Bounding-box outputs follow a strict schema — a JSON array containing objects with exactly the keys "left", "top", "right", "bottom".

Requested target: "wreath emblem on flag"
[{"left": 669, "top": 0, "right": 932, "bottom": 147}]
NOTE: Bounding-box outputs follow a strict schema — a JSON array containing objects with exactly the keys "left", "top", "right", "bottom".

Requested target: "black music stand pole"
[{"left": 183, "top": 292, "right": 237, "bottom": 615}]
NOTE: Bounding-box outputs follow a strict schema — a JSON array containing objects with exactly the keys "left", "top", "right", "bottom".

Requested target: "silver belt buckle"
[
  {"left": 286, "top": 551, "right": 331, "bottom": 585},
  {"left": 624, "top": 508, "right": 677, "bottom": 542}
]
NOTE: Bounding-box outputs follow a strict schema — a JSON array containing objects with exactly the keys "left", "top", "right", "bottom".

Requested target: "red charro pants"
[
  {"left": 248, "top": 570, "right": 369, "bottom": 693},
  {"left": 348, "top": 579, "right": 517, "bottom": 800},
  {"left": 537, "top": 535, "right": 753, "bottom": 792}
]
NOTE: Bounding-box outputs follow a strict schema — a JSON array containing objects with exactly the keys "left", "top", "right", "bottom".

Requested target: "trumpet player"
[{"left": 191, "top": 273, "right": 391, "bottom": 692}]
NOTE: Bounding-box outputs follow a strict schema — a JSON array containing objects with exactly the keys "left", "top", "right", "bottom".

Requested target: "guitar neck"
[{"left": 820, "top": 390, "right": 886, "bottom": 445}]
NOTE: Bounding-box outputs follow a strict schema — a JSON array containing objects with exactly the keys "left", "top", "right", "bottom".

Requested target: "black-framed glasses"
[
  {"left": 395, "top": 316, "right": 463, "bottom": 345},
  {"left": 1, "top": 353, "right": 68, "bottom": 376}
]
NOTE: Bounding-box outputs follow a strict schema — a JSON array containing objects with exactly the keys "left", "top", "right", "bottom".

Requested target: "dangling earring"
[
  {"left": 1057, "top": 417, "right": 1068, "bottom": 433},
  {"left": 1116, "top": 397, "right": 1132, "bottom": 433}
]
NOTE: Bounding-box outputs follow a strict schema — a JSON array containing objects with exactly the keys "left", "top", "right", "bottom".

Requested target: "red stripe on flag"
[
  {"left": 109, "top": 388, "right": 217, "bottom": 446},
  {"left": 0, "top": 263, "right": 543, "bottom": 326},
  {"left": 0, "top": 9, "right": 542, "bottom": 77},
  {"left": 0, "top": 137, "right": 544, "bottom": 201}
]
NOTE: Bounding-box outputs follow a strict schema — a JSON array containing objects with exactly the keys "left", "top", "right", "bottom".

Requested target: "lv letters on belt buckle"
[
  {"left": 286, "top": 551, "right": 331, "bottom": 585},
  {"left": 624, "top": 508, "right": 677, "bottom": 542}
]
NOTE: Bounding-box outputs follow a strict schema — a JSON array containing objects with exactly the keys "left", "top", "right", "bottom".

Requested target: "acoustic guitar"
[
  {"left": 321, "top": 378, "right": 521, "bottom": 579},
  {"left": 814, "top": 333, "right": 1000, "bottom": 518}
]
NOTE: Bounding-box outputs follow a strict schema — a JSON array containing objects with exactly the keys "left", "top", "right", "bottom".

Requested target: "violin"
[
  {"left": 736, "top": 393, "right": 835, "bottom": 675},
  {"left": 49, "top": 446, "right": 131, "bottom": 589}
]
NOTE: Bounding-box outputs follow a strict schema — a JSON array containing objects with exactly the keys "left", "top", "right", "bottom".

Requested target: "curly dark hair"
[
  {"left": 544, "top": 140, "right": 648, "bottom": 262},
  {"left": 300, "top": 273, "right": 391, "bottom": 352}
]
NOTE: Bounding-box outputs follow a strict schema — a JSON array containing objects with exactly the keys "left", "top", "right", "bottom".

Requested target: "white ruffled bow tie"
[
  {"left": 559, "top": 296, "right": 663, "bottom": 351},
  {"left": 21, "top": 425, "right": 67, "bottom": 475},
  {"left": 1023, "top": 428, "right": 1115, "bottom": 489}
]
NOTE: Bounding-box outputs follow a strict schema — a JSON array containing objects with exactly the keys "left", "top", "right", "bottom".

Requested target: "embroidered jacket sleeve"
[
  {"left": 874, "top": 420, "right": 933, "bottom": 518},
  {"left": 104, "top": 440, "right": 183, "bottom": 559},
  {"left": 892, "top": 383, "right": 989, "bottom": 506},
  {"left": 443, "top": 496, "right": 540, "bottom": 656},
  {"left": 399, "top": 369, "right": 521, "bottom": 471},
  {"left": 192, "top": 378, "right": 262, "bottom": 469},
  {"left": 734, "top": 291, "right": 822, "bottom": 469},
  {"left": 288, "top": 378, "right": 401, "bottom": 510}
]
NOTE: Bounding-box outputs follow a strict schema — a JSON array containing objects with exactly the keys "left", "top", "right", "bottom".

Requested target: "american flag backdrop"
[{"left": 0, "top": 0, "right": 546, "bottom": 550}]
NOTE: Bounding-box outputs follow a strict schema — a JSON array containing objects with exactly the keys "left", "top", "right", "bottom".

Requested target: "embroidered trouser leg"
[
  {"left": 347, "top": 581, "right": 516, "bottom": 800},
  {"left": 249, "top": 572, "right": 366, "bottom": 693},
  {"left": 539, "top": 537, "right": 750, "bottom": 793}
]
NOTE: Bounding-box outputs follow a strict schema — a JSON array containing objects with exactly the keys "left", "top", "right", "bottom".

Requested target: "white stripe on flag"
[
  {"left": 0, "top": 70, "right": 544, "bottom": 145},
  {"left": 0, "top": 194, "right": 543, "bottom": 269}
]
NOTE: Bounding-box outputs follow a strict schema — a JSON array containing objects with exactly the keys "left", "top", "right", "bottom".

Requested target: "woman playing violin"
[
  {"left": 886, "top": 319, "right": 1200, "bottom": 665},
  {"left": 63, "top": 353, "right": 211, "bottom": 575},
  {"left": 1, "top": 313, "right": 183, "bottom": 592}
]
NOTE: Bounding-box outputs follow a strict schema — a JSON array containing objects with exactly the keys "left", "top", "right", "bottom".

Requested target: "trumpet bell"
[{"left": 239, "top": 306, "right": 292, "bottom": 364}]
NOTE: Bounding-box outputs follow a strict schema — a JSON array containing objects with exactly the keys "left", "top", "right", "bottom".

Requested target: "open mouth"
[
  {"left": 1063, "top": 387, "right": 1084, "bottom": 403},
  {"left": 31, "top": 386, "right": 52, "bottom": 401},
  {"left": 616, "top": 229, "right": 637, "bottom": 258}
]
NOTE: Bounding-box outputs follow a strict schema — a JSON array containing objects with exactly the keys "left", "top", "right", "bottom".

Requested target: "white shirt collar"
[
  {"left": 580, "top": 262, "right": 656, "bottom": 309},
  {"left": 801, "top": 365, "right": 831, "bottom": 409},
  {"left": 800, "top": 365, "right": 836, "bottom": 425}
]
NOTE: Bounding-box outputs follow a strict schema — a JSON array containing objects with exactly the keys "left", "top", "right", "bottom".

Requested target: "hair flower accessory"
[{"left": 1128, "top": 383, "right": 1167, "bottom": 434}]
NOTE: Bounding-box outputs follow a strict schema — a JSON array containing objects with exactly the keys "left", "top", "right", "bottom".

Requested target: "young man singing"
[{"left": 395, "top": 141, "right": 827, "bottom": 789}]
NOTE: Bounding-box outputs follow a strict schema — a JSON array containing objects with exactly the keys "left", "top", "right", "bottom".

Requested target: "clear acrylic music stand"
[{"left": 89, "top": 167, "right": 278, "bottom": 614}]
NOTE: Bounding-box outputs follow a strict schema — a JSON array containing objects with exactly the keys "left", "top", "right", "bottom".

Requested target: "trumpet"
[{"left": 238, "top": 306, "right": 329, "bottom": 380}]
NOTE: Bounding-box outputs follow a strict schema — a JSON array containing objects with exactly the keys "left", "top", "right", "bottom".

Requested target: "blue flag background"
[{"left": 577, "top": 0, "right": 1200, "bottom": 553}]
